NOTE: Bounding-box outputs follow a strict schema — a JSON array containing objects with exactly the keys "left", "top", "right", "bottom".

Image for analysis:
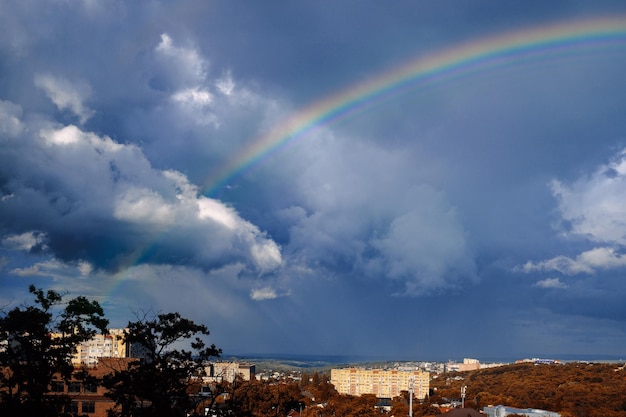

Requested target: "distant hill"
[
  {"left": 220, "top": 354, "right": 355, "bottom": 372},
  {"left": 221, "top": 353, "right": 403, "bottom": 372}
]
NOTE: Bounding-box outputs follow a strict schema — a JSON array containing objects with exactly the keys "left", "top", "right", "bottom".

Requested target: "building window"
[
  {"left": 50, "top": 381, "right": 64, "bottom": 392},
  {"left": 84, "top": 383, "right": 98, "bottom": 393},
  {"left": 68, "top": 382, "right": 82, "bottom": 393},
  {"left": 82, "top": 401, "right": 96, "bottom": 413},
  {"left": 65, "top": 402, "right": 79, "bottom": 414}
]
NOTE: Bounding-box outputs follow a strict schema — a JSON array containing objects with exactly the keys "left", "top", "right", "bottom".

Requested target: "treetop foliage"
[
  {"left": 432, "top": 362, "right": 626, "bottom": 417},
  {"left": 0, "top": 285, "right": 109, "bottom": 416},
  {"left": 102, "top": 310, "right": 221, "bottom": 417},
  {"left": 1, "top": 286, "right": 222, "bottom": 417}
]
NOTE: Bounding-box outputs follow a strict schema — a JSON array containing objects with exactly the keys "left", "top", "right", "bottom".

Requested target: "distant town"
[{"left": 38, "top": 328, "right": 593, "bottom": 417}]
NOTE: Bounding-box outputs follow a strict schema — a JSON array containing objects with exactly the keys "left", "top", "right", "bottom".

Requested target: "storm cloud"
[{"left": 2, "top": 0, "right": 626, "bottom": 359}]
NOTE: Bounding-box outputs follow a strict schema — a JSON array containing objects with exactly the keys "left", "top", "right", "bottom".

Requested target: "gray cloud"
[
  {"left": 0, "top": 106, "right": 281, "bottom": 275},
  {"left": 34, "top": 74, "right": 94, "bottom": 124},
  {"left": 268, "top": 131, "right": 477, "bottom": 295}
]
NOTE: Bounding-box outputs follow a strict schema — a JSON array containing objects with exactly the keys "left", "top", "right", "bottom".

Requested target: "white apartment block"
[
  {"left": 205, "top": 362, "right": 256, "bottom": 383},
  {"left": 331, "top": 367, "right": 429, "bottom": 399},
  {"left": 72, "top": 329, "right": 128, "bottom": 366}
]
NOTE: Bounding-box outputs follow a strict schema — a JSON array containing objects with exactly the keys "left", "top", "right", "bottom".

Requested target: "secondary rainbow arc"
[{"left": 200, "top": 16, "right": 626, "bottom": 197}]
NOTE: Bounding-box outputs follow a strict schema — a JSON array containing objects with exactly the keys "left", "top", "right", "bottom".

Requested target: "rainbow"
[
  {"left": 102, "top": 16, "right": 626, "bottom": 304},
  {"left": 200, "top": 16, "right": 626, "bottom": 196}
]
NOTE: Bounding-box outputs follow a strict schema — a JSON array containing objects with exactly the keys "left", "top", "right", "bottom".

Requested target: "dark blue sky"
[{"left": 1, "top": 1, "right": 626, "bottom": 361}]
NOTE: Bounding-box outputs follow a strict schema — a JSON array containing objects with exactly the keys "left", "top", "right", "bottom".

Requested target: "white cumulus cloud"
[
  {"left": 249, "top": 286, "right": 290, "bottom": 301},
  {"left": 521, "top": 150, "right": 626, "bottom": 275},
  {"left": 250, "top": 287, "right": 278, "bottom": 301},
  {"left": 155, "top": 33, "right": 206, "bottom": 84},
  {"left": 534, "top": 277, "right": 568, "bottom": 289},
  {"left": 2, "top": 231, "right": 47, "bottom": 251},
  {"left": 521, "top": 247, "right": 626, "bottom": 275},
  {"left": 551, "top": 149, "right": 626, "bottom": 244},
  {"left": 34, "top": 74, "right": 94, "bottom": 124},
  {"left": 0, "top": 105, "right": 282, "bottom": 275}
]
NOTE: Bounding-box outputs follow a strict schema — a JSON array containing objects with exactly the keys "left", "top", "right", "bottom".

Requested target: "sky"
[{"left": 1, "top": 1, "right": 626, "bottom": 362}]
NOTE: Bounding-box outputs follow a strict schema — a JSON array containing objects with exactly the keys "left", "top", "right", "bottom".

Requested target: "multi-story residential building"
[
  {"left": 331, "top": 367, "right": 429, "bottom": 399},
  {"left": 445, "top": 359, "right": 507, "bottom": 372},
  {"left": 48, "top": 357, "right": 135, "bottom": 417},
  {"left": 48, "top": 329, "right": 129, "bottom": 367},
  {"left": 457, "top": 358, "right": 481, "bottom": 372},
  {"left": 205, "top": 362, "right": 256, "bottom": 383},
  {"left": 74, "top": 329, "right": 128, "bottom": 367}
]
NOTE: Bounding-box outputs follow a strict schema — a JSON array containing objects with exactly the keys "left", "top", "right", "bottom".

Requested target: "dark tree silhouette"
[
  {"left": 0, "top": 285, "right": 109, "bottom": 417},
  {"left": 103, "top": 311, "right": 221, "bottom": 417}
]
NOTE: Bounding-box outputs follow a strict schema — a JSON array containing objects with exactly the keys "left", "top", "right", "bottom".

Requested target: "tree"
[
  {"left": 310, "top": 372, "right": 336, "bottom": 403},
  {"left": 103, "top": 311, "right": 221, "bottom": 417},
  {"left": 224, "top": 379, "right": 305, "bottom": 417},
  {"left": 318, "top": 393, "right": 380, "bottom": 417},
  {"left": 0, "top": 285, "right": 109, "bottom": 416}
]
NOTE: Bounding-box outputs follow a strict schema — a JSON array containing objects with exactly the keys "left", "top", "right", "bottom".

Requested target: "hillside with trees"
[{"left": 431, "top": 362, "right": 626, "bottom": 417}]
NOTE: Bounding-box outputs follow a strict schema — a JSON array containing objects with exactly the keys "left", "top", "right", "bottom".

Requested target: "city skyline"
[{"left": 1, "top": 1, "right": 626, "bottom": 360}]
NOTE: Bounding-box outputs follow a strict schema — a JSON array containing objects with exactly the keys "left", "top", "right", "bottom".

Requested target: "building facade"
[
  {"left": 330, "top": 368, "right": 429, "bottom": 399},
  {"left": 73, "top": 329, "right": 128, "bottom": 367},
  {"left": 49, "top": 329, "right": 129, "bottom": 367},
  {"left": 49, "top": 358, "right": 136, "bottom": 417},
  {"left": 457, "top": 358, "right": 481, "bottom": 372},
  {"left": 206, "top": 362, "right": 256, "bottom": 383}
]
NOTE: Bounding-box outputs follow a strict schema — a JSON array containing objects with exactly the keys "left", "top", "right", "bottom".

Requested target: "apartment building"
[
  {"left": 49, "top": 357, "right": 135, "bottom": 417},
  {"left": 48, "top": 329, "right": 129, "bottom": 367},
  {"left": 73, "top": 329, "right": 128, "bottom": 367},
  {"left": 457, "top": 358, "right": 481, "bottom": 372},
  {"left": 331, "top": 367, "right": 429, "bottom": 399},
  {"left": 205, "top": 362, "right": 256, "bottom": 383}
]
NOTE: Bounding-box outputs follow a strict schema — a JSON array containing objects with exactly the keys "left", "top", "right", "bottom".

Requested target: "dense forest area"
[{"left": 431, "top": 362, "right": 626, "bottom": 417}]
